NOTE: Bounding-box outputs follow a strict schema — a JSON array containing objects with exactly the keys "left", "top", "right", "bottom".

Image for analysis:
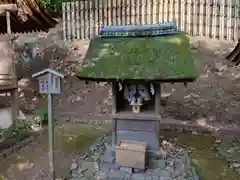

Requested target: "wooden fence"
[{"left": 62, "top": 0, "right": 240, "bottom": 41}]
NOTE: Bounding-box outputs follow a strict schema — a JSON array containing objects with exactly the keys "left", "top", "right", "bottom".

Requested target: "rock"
[
  {"left": 215, "top": 139, "right": 222, "bottom": 144},
  {"left": 156, "top": 159, "right": 167, "bottom": 169},
  {"left": 70, "top": 159, "right": 78, "bottom": 170},
  {"left": 71, "top": 169, "right": 78, "bottom": 177},
  {"left": 167, "top": 160, "right": 175, "bottom": 167},
  {"left": 79, "top": 153, "right": 88, "bottom": 160},
  {"left": 232, "top": 163, "right": 240, "bottom": 168},
  {"left": 95, "top": 171, "right": 108, "bottom": 180},
  {"left": 93, "top": 162, "right": 99, "bottom": 171},
  {"left": 119, "top": 166, "right": 133, "bottom": 174}
]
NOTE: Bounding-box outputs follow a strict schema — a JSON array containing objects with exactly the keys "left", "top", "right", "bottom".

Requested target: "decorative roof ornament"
[{"left": 99, "top": 21, "right": 178, "bottom": 38}]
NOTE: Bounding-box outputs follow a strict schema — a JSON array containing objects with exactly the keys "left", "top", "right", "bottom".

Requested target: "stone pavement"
[{"left": 68, "top": 134, "right": 199, "bottom": 180}]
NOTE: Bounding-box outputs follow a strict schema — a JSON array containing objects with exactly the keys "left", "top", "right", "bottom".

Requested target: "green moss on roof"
[{"left": 77, "top": 33, "right": 198, "bottom": 81}]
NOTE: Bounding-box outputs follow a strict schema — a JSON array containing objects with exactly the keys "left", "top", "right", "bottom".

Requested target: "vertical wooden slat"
[
  {"left": 62, "top": 3, "right": 67, "bottom": 40},
  {"left": 121, "top": 0, "right": 125, "bottom": 25},
  {"left": 116, "top": 0, "right": 121, "bottom": 25},
  {"left": 146, "top": 0, "right": 151, "bottom": 24},
  {"left": 144, "top": 0, "right": 148, "bottom": 24},
  {"left": 66, "top": 2, "right": 71, "bottom": 40},
  {"left": 212, "top": 0, "right": 217, "bottom": 39},
  {"left": 89, "top": 0, "right": 94, "bottom": 38},
  {"left": 132, "top": 0, "right": 137, "bottom": 24},
  {"left": 107, "top": 0, "right": 111, "bottom": 26},
  {"left": 205, "top": 0, "right": 211, "bottom": 38},
  {"left": 83, "top": 0, "right": 87, "bottom": 39},
  {"left": 97, "top": 0, "right": 100, "bottom": 35},
  {"left": 140, "top": 0, "right": 144, "bottom": 24},
  {"left": 130, "top": 0, "right": 133, "bottom": 24},
  {"left": 199, "top": 0, "right": 204, "bottom": 36},
  {"left": 112, "top": 0, "right": 117, "bottom": 25},
  {"left": 186, "top": 0, "right": 192, "bottom": 35},
  {"left": 75, "top": 1, "right": 80, "bottom": 39},
  {"left": 174, "top": 0, "right": 180, "bottom": 30},
  {"left": 180, "top": 0, "right": 186, "bottom": 31},
  {"left": 80, "top": 1, "right": 84, "bottom": 39},
  {"left": 192, "top": 0, "right": 198, "bottom": 36},
  {"left": 103, "top": 0, "right": 107, "bottom": 26},
  {"left": 159, "top": 0, "right": 164, "bottom": 23},
  {"left": 92, "top": 1, "right": 99, "bottom": 36},
  {"left": 126, "top": 0, "right": 130, "bottom": 24},
  {"left": 163, "top": 0, "right": 168, "bottom": 22},
  {"left": 226, "top": 0, "right": 232, "bottom": 41},
  {"left": 169, "top": 0, "right": 174, "bottom": 21},
  {"left": 234, "top": 0, "right": 240, "bottom": 41},
  {"left": 152, "top": 0, "right": 157, "bottom": 24},
  {"left": 71, "top": 2, "right": 76, "bottom": 39},
  {"left": 137, "top": 0, "right": 142, "bottom": 24},
  {"left": 219, "top": 0, "right": 225, "bottom": 40}
]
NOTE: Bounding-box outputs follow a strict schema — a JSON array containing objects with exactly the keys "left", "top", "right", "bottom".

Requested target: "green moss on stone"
[{"left": 77, "top": 33, "right": 198, "bottom": 81}]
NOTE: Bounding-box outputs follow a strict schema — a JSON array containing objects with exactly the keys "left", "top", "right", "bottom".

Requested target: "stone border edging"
[
  {"left": 68, "top": 117, "right": 240, "bottom": 136},
  {"left": 0, "top": 119, "right": 63, "bottom": 162}
]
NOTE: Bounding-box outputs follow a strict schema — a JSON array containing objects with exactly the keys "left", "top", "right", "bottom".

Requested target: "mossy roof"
[{"left": 77, "top": 33, "right": 198, "bottom": 82}]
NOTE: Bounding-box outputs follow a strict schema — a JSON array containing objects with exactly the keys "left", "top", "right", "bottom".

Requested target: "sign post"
[
  {"left": 32, "top": 69, "right": 64, "bottom": 180},
  {"left": 48, "top": 93, "right": 55, "bottom": 179}
]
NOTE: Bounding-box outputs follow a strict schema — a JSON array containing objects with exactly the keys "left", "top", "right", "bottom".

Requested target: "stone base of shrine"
[{"left": 88, "top": 134, "right": 198, "bottom": 180}]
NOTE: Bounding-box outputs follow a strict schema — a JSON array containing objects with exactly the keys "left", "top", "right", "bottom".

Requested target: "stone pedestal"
[{"left": 112, "top": 117, "right": 161, "bottom": 154}]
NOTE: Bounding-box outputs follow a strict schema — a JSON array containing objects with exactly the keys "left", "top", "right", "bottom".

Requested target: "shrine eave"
[{"left": 76, "top": 75, "right": 197, "bottom": 83}]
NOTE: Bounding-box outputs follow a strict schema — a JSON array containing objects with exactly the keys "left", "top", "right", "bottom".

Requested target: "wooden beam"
[
  {"left": 111, "top": 81, "right": 117, "bottom": 154},
  {"left": 11, "top": 89, "right": 19, "bottom": 121},
  {"left": 6, "top": 11, "right": 11, "bottom": 34},
  {"left": 0, "top": 4, "right": 18, "bottom": 12}
]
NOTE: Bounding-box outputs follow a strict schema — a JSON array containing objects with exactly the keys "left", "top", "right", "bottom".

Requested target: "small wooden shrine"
[{"left": 77, "top": 22, "right": 198, "bottom": 157}]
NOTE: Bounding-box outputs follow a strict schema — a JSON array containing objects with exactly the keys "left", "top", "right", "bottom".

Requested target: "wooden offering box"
[{"left": 115, "top": 140, "right": 146, "bottom": 169}]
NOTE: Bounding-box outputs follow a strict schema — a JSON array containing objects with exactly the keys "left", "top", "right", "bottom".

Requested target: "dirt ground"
[{"left": 1, "top": 32, "right": 240, "bottom": 179}]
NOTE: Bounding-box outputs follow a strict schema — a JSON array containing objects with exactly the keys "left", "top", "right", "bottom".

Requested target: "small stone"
[
  {"left": 167, "top": 161, "right": 175, "bottom": 167},
  {"left": 156, "top": 159, "right": 166, "bottom": 169},
  {"left": 215, "top": 139, "right": 222, "bottom": 144},
  {"left": 92, "top": 155, "right": 99, "bottom": 161},
  {"left": 93, "top": 162, "right": 99, "bottom": 171},
  {"left": 95, "top": 171, "right": 108, "bottom": 180},
  {"left": 80, "top": 153, "right": 88, "bottom": 160},
  {"left": 78, "top": 168, "right": 88, "bottom": 174},
  {"left": 70, "top": 160, "right": 78, "bottom": 170},
  {"left": 119, "top": 166, "right": 133, "bottom": 174},
  {"left": 71, "top": 169, "right": 78, "bottom": 177},
  {"left": 232, "top": 163, "right": 240, "bottom": 168}
]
